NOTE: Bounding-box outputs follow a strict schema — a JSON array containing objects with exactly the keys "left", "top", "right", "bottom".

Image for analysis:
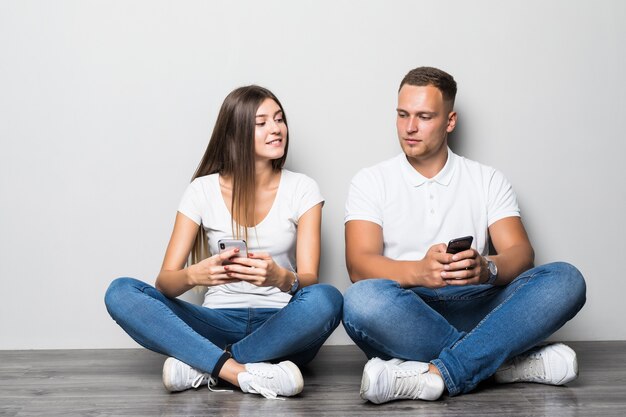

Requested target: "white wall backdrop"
[{"left": 1, "top": 0, "right": 624, "bottom": 349}]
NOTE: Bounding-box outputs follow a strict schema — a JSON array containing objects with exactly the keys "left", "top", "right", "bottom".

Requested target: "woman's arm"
[
  {"left": 155, "top": 212, "right": 237, "bottom": 298},
  {"left": 292, "top": 202, "right": 323, "bottom": 288}
]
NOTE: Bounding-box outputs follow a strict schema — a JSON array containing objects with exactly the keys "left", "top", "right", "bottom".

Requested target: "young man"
[{"left": 342, "top": 67, "right": 586, "bottom": 403}]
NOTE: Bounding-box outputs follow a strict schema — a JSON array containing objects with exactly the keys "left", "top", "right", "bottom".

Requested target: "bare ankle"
[
  {"left": 428, "top": 363, "right": 442, "bottom": 377},
  {"left": 218, "top": 358, "right": 247, "bottom": 387}
]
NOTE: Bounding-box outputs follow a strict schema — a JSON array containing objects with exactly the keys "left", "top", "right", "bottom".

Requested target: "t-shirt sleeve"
[
  {"left": 345, "top": 168, "right": 383, "bottom": 226},
  {"left": 487, "top": 169, "right": 520, "bottom": 226},
  {"left": 295, "top": 174, "right": 325, "bottom": 220},
  {"left": 177, "top": 180, "right": 203, "bottom": 225}
]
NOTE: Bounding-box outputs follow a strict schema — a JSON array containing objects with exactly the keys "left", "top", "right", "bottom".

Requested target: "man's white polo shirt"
[{"left": 345, "top": 149, "right": 520, "bottom": 261}]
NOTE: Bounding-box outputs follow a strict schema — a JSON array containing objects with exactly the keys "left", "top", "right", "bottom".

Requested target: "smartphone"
[
  {"left": 217, "top": 239, "right": 248, "bottom": 264},
  {"left": 446, "top": 236, "right": 473, "bottom": 254}
]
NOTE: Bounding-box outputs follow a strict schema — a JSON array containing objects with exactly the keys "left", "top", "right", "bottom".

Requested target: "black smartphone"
[
  {"left": 217, "top": 239, "right": 248, "bottom": 265},
  {"left": 446, "top": 236, "right": 473, "bottom": 254}
]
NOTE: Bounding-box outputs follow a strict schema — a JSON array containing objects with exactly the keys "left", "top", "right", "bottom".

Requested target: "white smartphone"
[{"left": 217, "top": 239, "right": 248, "bottom": 265}]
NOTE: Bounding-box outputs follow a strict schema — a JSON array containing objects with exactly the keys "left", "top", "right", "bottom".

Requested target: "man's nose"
[{"left": 406, "top": 117, "right": 418, "bottom": 133}]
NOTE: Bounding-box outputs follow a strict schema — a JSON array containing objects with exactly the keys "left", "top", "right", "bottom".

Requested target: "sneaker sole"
[
  {"left": 280, "top": 361, "right": 304, "bottom": 396},
  {"left": 162, "top": 357, "right": 177, "bottom": 392},
  {"left": 359, "top": 363, "right": 372, "bottom": 400},
  {"left": 360, "top": 358, "right": 388, "bottom": 404},
  {"left": 554, "top": 343, "right": 578, "bottom": 385}
]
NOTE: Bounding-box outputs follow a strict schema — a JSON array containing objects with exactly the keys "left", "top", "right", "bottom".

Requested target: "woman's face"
[{"left": 254, "top": 98, "right": 287, "bottom": 162}]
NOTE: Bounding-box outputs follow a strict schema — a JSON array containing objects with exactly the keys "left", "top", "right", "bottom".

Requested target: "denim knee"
[
  {"left": 343, "top": 279, "right": 396, "bottom": 329},
  {"left": 104, "top": 277, "right": 141, "bottom": 318},
  {"left": 546, "top": 261, "right": 587, "bottom": 309},
  {"left": 299, "top": 283, "right": 344, "bottom": 324}
]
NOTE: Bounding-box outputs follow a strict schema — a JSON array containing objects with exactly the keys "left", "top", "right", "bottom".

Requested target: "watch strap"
[
  {"left": 486, "top": 258, "right": 498, "bottom": 285},
  {"left": 288, "top": 272, "right": 299, "bottom": 295}
]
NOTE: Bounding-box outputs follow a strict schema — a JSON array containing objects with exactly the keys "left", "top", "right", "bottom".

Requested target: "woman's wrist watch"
[
  {"left": 287, "top": 272, "right": 300, "bottom": 295},
  {"left": 485, "top": 257, "right": 498, "bottom": 285}
]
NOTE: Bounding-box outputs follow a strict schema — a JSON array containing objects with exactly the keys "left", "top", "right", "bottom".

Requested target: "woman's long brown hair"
[{"left": 189, "top": 85, "right": 289, "bottom": 264}]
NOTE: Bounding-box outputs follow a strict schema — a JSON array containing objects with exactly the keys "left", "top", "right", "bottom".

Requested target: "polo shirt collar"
[{"left": 399, "top": 147, "right": 457, "bottom": 187}]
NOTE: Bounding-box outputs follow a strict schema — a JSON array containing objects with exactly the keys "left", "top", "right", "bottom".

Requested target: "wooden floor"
[{"left": 1, "top": 341, "right": 625, "bottom": 416}]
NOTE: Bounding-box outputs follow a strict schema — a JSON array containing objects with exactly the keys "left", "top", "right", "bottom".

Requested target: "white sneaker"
[
  {"left": 237, "top": 361, "right": 304, "bottom": 399},
  {"left": 494, "top": 343, "right": 578, "bottom": 385},
  {"left": 162, "top": 357, "right": 215, "bottom": 392},
  {"left": 360, "top": 357, "right": 445, "bottom": 404}
]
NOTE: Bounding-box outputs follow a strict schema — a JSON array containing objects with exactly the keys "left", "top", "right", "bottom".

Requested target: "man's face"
[{"left": 396, "top": 84, "right": 456, "bottom": 164}]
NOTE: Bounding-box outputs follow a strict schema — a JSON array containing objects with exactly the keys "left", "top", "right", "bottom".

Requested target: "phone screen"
[{"left": 446, "top": 236, "right": 473, "bottom": 254}]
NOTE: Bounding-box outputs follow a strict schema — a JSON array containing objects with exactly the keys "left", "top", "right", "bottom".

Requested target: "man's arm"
[
  {"left": 345, "top": 220, "right": 450, "bottom": 288},
  {"left": 485, "top": 216, "right": 535, "bottom": 285}
]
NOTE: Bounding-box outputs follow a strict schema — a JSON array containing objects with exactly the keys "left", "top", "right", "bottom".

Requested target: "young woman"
[{"left": 105, "top": 85, "right": 343, "bottom": 399}]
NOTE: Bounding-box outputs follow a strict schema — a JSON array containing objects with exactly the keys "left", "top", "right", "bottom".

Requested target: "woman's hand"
[
  {"left": 223, "top": 252, "right": 291, "bottom": 290},
  {"left": 186, "top": 248, "right": 242, "bottom": 287}
]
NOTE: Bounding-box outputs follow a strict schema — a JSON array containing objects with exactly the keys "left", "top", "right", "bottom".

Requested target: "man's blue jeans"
[
  {"left": 342, "top": 262, "right": 586, "bottom": 396},
  {"left": 105, "top": 278, "right": 343, "bottom": 377}
]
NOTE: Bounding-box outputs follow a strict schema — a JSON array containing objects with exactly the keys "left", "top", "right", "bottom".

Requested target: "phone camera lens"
[{"left": 220, "top": 243, "right": 225, "bottom": 250}]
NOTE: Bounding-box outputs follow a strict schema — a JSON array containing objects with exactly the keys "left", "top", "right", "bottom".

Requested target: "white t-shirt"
[
  {"left": 178, "top": 169, "right": 324, "bottom": 308},
  {"left": 345, "top": 149, "right": 520, "bottom": 261}
]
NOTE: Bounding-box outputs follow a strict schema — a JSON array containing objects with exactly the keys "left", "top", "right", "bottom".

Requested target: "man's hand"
[
  {"left": 440, "top": 248, "right": 488, "bottom": 286},
  {"left": 411, "top": 244, "right": 452, "bottom": 288}
]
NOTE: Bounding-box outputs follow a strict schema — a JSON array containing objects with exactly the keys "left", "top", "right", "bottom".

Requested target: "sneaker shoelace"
[
  {"left": 189, "top": 372, "right": 232, "bottom": 394},
  {"left": 516, "top": 352, "right": 547, "bottom": 381},
  {"left": 206, "top": 376, "right": 233, "bottom": 394},
  {"left": 191, "top": 374, "right": 207, "bottom": 389},
  {"left": 246, "top": 368, "right": 286, "bottom": 400},
  {"left": 393, "top": 370, "right": 426, "bottom": 400}
]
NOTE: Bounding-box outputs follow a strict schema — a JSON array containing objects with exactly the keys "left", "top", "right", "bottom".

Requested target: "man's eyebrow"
[{"left": 395, "top": 108, "right": 436, "bottom": 115}]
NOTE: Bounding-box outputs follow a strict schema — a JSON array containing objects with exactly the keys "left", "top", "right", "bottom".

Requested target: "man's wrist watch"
[
  {"left": 486, "top": 258, "right": 498, "bottom": 285},
  {"left": 287, "top": 272, "right": 300, "bottom": 295}
]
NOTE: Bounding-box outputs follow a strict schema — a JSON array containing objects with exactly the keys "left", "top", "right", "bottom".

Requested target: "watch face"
[{"left": 488, "top": 260, "right": 497, "bottom": 276}]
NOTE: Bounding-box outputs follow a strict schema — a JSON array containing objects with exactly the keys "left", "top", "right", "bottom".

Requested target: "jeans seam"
[
  {"left": 343, "top": 317, "right": 396, "bottom": 359},
  {"left": 449, "top": 275, "right": 532, "bottom": 351},
  {"left": 139, "top": 285, "right": 242, "bottom": 335},
  {"left": 438, "top": 274, "right": 535, "bottom": 395},
  {"left": 246, "top": 308, "right": 252, "bottom": 335},
  {"left": 284, "top": 289, "right": 341, "bottom": 355},
  {"left": 112, "top": 284, "right": 224, "bottom": 368},
  {"left": 431, "top": 358, "right": 455, "bottom": 395},
  {"left": 287, "top": 316, "right": 340, "bottom": 357}
]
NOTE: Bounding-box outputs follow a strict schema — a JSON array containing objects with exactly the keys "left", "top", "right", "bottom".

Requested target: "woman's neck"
[
  {"left": 219, "top": 163, "right": 280, "bottom": 190},
  {"left": 254, "top": 162, "right": 280, "bottom": 189}
]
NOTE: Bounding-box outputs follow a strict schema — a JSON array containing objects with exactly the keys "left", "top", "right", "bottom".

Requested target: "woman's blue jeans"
[
  {"left": 342, "top": 262, "right": 586, "bottom": 396},
  {"left": 105, "top": 278, "right": 343, "bottom": 377}
]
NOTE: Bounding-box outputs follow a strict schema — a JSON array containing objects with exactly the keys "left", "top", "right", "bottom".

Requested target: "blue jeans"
[
  {"left": 342, "top": 262, "right": 586, "bottom": 396},
  {"left": 105, "top": 278, "right": 343, "bottom": 377}
]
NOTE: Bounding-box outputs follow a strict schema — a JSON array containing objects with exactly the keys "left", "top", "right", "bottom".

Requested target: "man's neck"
[{"left": 406, "top": 147, "right": 449, "bottom": 179}]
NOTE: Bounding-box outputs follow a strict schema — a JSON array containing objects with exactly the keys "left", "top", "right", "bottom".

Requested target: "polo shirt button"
[
  {"left": 430, "top": 209, "right": 435, "bottom": 214},
  {"left": 429, "top": 195, "right": 434, "bottom": 200}
]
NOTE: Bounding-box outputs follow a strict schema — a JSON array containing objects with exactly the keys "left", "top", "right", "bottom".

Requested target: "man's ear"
[{"left": 447, "top": 111, "right": 457, "bottom": 133}]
